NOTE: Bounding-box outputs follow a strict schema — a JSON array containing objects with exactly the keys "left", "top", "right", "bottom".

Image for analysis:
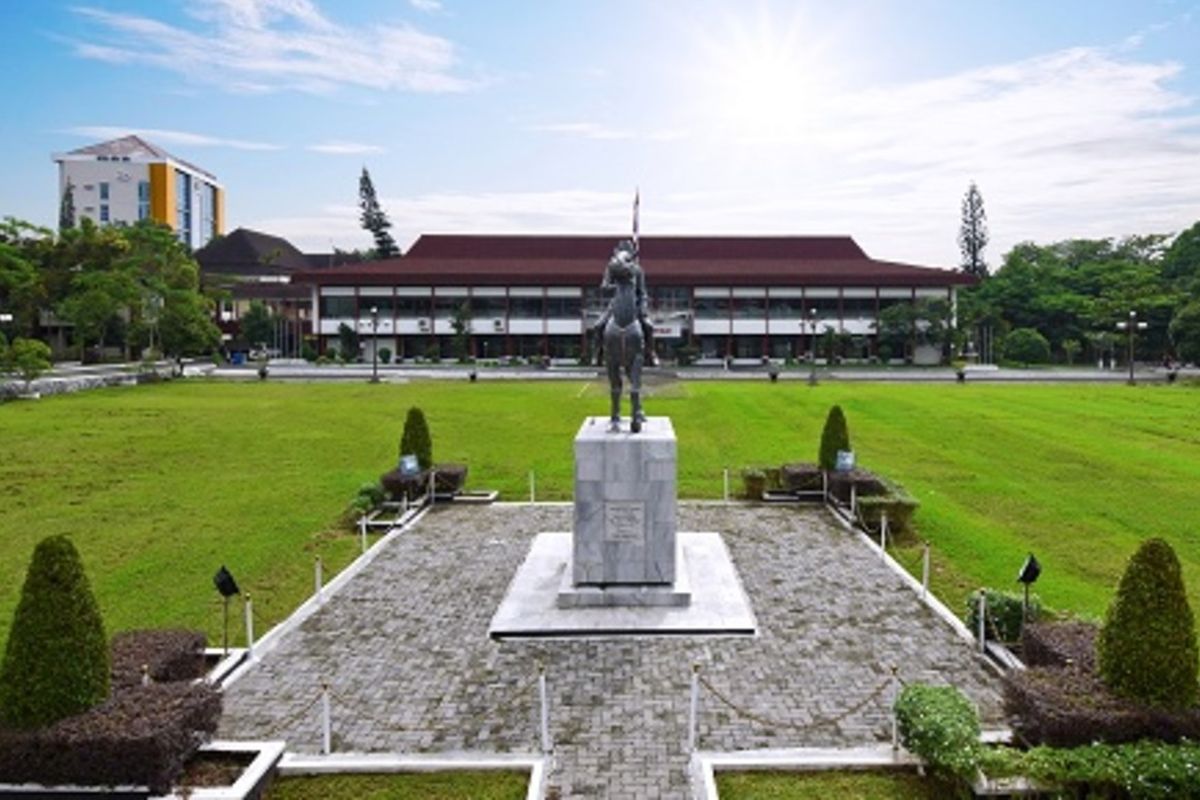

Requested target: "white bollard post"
[
  {"left": 722, "top": 469, "right": 730, "bottom": 503},
  {"left": 315, "top": 556, "right": 324, "bottom": 602},
  {"left": 687, "top": 663, "right": 700, "bottom": 752},
  {"left": 529, "top": 470, "right": 536, "bottom": 504},
  {"left": 977, "top": 591, "right": 987, "bottom": 654},
  {"left": 360, "top": 515, "right": 368, "bottom": 554},
  {"left": 822, "top": 470, "right": 829, "bottom": 503},
  {"left": 850, "top": 482, "right": 857, "bottom": 516},
  {"left": 401, "top": 493, "right": 409, "bottom": 516},
  {"left": 141, "top": 664, "right": 151, "bottom": 687},
  {"left": 244, "top": 594, "right": 255, "bottom": 656},
  {"left": 879, "top": 512, "right": 888, "bottom": 559},
  {"left": 538, "top": 662, "right": 552, "bottom": 754},
  {"left": 428, "top": 469, "right": 436, "bottom": 505},
  {"left": 921, "top": 543, "right": 931, "bottom": 600},
  {"left": 321, "top": 682, "right": 332, "bottom": 754}
]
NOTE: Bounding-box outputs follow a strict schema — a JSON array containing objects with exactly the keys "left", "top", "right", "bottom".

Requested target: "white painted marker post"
[
  {"left": 529, "top": 470, "right": 536, "bottom": 504},
  {"left": 722, "top": 469, "right": 730, "bottom": 503},
  {"left": 879, "top": 512, "right": 888, "bottom": 559},
  {"left": 850, "top": 482, "right": 857, "bottom": 516},
  {"left": 315, "top": 556, "right": 324, "bottom": 603},
  {"left": 244, "top": 594, "right": 255, "bottom": 656},
  {"left": 360, "top": 515, "right": 368, "bottom": 554},
  {"left": 321, "top": 682, "right": 332, "bottom": 755},
  {"left": 921, "top": 543, "right": 931, "bottom": 600},
  {"left": 977, "top": 591, "right": 987, "bottom": 654},
  {"left": 687, "top": 663, "right": 700, "bottom": 752},
  {"left": 538, "top": 663, "right": 552, "bottom": 754}
]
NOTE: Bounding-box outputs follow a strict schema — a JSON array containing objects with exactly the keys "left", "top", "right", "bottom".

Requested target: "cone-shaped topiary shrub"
[
  {"left": 0, "top": 536, "right": 109, "bottom": 729},
  {"left": 400, "top": 406, "right": 433, "bottom": 471},
  {"left": 1097, "top": 538, "right": 1198, "bottom": 709},
  {"left": 818, "top": 404, "right": 851, "bottom": 471}
]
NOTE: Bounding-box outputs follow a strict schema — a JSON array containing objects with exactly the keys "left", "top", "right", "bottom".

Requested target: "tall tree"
[
  {"left": 358, "top": 168, "right": 400, "bottom": 259},
  {"left": 958, "top": 181, "right": 989, "bottom": 278},
  {"left": 59, "top": 181, "right": 75, "bottom": 232}
]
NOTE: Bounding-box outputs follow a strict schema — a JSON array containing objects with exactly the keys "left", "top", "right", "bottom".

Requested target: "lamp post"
[
  {"left": 1116, "top": 310, "right": 1147, "bottom": 386},
  {"left": 369, "top": 305, "right": 380, "bottom": 383},
  {"left": 807, "top": 307, "right": 819, "bottom": 386}
]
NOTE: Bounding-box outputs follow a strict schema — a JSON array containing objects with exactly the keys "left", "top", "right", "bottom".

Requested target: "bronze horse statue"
[{"left": 594, "top": 242, "right": 646, "bottom": 433}]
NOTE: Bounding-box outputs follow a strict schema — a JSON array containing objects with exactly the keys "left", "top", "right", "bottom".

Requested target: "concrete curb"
[{"left": 278, "top": 752, "right": 548, "bottom": 800}]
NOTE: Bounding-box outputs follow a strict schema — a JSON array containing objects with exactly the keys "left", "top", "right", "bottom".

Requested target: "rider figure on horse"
[
  {"left": 593, "top": 239, "right": 657, "bottom": 367},
  {"left": 593, "top": 238, "right": 652, "bottom": 432}
]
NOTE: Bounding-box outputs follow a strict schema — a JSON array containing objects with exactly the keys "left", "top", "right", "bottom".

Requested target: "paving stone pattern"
[{"left": 220, "top": 504, "right": 1004, "bottom": 798}]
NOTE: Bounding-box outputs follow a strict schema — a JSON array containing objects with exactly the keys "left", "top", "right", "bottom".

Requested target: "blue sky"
[{"left": 2, "top": 0, "right": 1198, "bottom": 266}]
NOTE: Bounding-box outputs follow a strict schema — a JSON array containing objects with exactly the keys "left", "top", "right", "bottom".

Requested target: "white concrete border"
[
  {"left": 203, "top": 647, "right": 247, "bottom": 686},
  {"left": 153, "top": 740, "right": 286, "bottom": 800},
  {"left": 278, "top": 751, "right": 548, "bottom": 800},
  {"left": 222, "top": 506, "right": 430, "bottom": 687},
  {"left": 690, "top": 745, "right": 921, "bottom": 800}
]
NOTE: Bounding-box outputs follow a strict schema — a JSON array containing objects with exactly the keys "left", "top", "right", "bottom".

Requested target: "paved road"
[{"left": 220, "top": 504, "right": 1003, "bottom": 799}]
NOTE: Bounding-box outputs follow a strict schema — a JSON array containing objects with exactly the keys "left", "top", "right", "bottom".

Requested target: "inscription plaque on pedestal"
[
  {"left": 572, "top": 416, "right": 676, "bottom": 585},
  {"left": 604, "top": 502, "right": 645, "bottom": 545}
]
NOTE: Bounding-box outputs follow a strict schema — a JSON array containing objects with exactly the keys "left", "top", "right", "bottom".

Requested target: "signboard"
[
  {"left": 399, "top": 454, "right": 420, "bottom": 476},
  {"left": 604, "top": 502, "right": 645, "bottom": 544},
  {"left": 835, "top": 450, "right": 856, "bottom": 472}
]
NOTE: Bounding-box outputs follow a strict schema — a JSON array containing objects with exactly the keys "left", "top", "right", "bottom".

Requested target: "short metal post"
[
  {"left": 141, "top": 664, "right": 151, "bottom": 687},
  {"left": 529, "top": 470, "right": 536, "bottom": 504},
  {"left": 428, "top": 469, "right": 436, "bottom": 505},
  {"left": 850, "top": 482, "right": 857, "bottom": 516},
  {"left": 401, "top": 493, "right": 409, "bottom": 515},
  {"left": 722, "top": 469, "right": 730, "bottom": 503},
  {"left": 538, "top": 662, "right": 552, "bottom": 754},
  {"left": 315, "top": 556, "right": 324, "bottom": 602},
  {"left": 822, "top": 470, "right": 829, "bottom": 503},
  {"left": 244, "top": 594, "right": 255, "bottom": 656},
  {"left": 687, "top": 663, "right": 700, "bottom": 752},
  {"left": 977, "top": 590, "right": 987, "bottom": 653},
  {"left": 321, "top": 682, "right": 332, "bottom": 754},
  {"left": 921, "top": 542, "right": 930, "bottom": 600},
  {"left": 879, "top": 512, "right": 888, "bottom": 558},
  {"left": 890, "top": 666, "right": 900, "bottom": 751},
  {"left": 360, "top": 515, "right": 368, "bottom": 554}
]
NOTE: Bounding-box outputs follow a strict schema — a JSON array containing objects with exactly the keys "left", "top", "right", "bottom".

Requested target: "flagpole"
[{"left": 632, "top": 188, "right": 640, "bottom": 253}]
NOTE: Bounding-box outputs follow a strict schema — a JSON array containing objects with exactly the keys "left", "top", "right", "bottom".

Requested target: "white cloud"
[
  {"left": 68, "top": 0, "right": 476, "bottom": 94},
  {"left": 527, "top": 122, "right": 690, "bottom": 142},
  {"left": 306, "top": 140, "right": 387, "bottom": 155},
  {"left": 408, "top": 0, "right": 443, "bottom": 12},
  {"left": 62, "top": 125, "right": 282, "bottom": 151}
]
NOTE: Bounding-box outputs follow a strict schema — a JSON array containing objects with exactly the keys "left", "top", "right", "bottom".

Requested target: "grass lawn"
[
  {"left": 265, "top": 771, "right": 527, "bottom": 799},
  {"left": 716, "top": 769, "right": 952, "bottom": 799},
  {"left": 0, "top": 378, "right": 1196, "bottom": 652}
]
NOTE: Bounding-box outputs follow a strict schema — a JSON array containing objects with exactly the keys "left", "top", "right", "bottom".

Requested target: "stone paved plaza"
[{"left": 219, "top": 504, "right": 1004, "bottom": 798}]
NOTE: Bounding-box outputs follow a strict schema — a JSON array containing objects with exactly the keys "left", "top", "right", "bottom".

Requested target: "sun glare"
[{"left": 685, "top": 7, "right": 838, "bottom": 143}]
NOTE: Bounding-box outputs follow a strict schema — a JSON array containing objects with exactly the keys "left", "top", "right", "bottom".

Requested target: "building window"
[
  {"left": 545, "top": 296, "right": 581, "bottom": 318},
  {"left": 199, "top": 183, "right": 216, "bottom": 242},
  {"left": 508, "top": 296, "right": 544, "bottom": 319},
  {"left": 435, "top": 295, "right": 468, "bottom": 317},
  {"left": 693, "top": 295, "right": 731, "bottom": 319},
  {"left": 842, "top": 297, "right": 877, "bottom": 319},
  {"left": 471, "top": 295, "right": 506, "bottom": 318},
  {"left": 175, "top": 170, "right": 191, "bottom": 243},
  {"left": 318, "top": 295, "right": 357, "bottom": 318},
  {"left": 99, "top": 182, "right": 109, "bottom": 201},
  {"left": 805, "top": 297, "right": 841, "bottom": 320},
  {"left": 99, "top": 204, "right": 110, "bottom": 223},
  {"left": 396, "top": 296, "right": 431, "bottom": 317},
  {"left": 732, "top": 296, "right": 766, "bottom": 319},
  {"left": 137, "top": 181, "right": 150, "bottom": 221},
  {"left": 768, "top": 297, "right": 804, "bottom": 319}
]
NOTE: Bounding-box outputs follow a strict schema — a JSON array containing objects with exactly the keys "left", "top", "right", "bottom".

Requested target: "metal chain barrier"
[
  {"left": 254, "top": 691, "right": 323, "bottom": 739},
  {"left": 696, "top": 664, "right": 901, "bottom": 734}
]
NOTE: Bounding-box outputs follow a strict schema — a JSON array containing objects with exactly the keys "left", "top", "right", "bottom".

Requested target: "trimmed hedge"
[
  {"left": 0, "top": 535, "right": 109, "bottom": 729},
  {"left": 400, "top": 407, "right": 433, "bottom": 471},
  {"left": 780, "top": 462, "right": 822, "bottom": 492},
  {"left": 1009, "top": 740, "right": 1200, "bottom": 800},
  {"left": 0, "top": 682, "right": 221, "bottom": 794},
  {"left": 893, "top": 683, "right": 981, "bottom": 780},
  {"left": 856, "top": 480, "right": 920, "bottom": 536},
  {"left": 966, "top": 589, "right": 1041, "bottom": 644},
  {"left": 111, "top": 629, "right": 207, "bottom": 692},
  {"left": 818, "top": 405, "right": 850, "bottom": 471},
  {"left": 1004, "top": 666, "right": 1200, "bottom": 747},
  {"left": 1098, "top": 538, "right": 1199, "bottom": 709},
  {"left": 380, "top": 467, "right": 429, "bottom": 501},
  {"left": 433, "top": 463, "right": 468, "bottom": 495},
  {"left": 1021, "top": 620, "right": 1097, "bottom": 672}
]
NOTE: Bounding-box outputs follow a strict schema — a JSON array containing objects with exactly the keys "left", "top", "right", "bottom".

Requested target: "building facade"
[
  {"left": 53, "top": 135, "right": 224, "bottom": 249},
  {"left": 298, "top": 234, "right": 974, "bottom": 364}
]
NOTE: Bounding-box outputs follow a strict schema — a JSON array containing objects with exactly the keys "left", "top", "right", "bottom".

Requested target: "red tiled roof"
[{"left": 296, "top": 234, "right": 973, "bottom": 288}]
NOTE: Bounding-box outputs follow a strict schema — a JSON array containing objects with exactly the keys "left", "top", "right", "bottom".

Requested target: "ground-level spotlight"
[{"left": 1017, "top": 553, "right": 1041, "bottom": 623}]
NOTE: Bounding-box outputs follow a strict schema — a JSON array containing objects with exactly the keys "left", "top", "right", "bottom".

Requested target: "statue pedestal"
[{"left": 558, "top": 416, "right": 688, "bottom": 608}]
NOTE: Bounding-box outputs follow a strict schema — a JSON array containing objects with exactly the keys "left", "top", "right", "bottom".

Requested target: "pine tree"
[
  {"left": 0, "top": 536, "right": 109, "bottom": 729},
  {"left": 59, "top": 180, "right": 76, "bottom": 231},
  {"left": 818, "top": 405, "right": 851, "bottom": 471},
  {"left": 358, "top": 168, "right": 400, "bottom": 259},
  {"left": 958, "top": 181, "right": 989, "bottom": 278}
]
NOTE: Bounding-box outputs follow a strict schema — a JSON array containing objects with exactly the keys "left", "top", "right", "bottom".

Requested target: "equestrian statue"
[{"left": 592, "top": 239, "right": 650, "bottom": 433}]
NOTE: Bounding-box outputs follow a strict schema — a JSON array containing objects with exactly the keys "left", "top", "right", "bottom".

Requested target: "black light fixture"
[
  {"left": 1017, "top": 553, "right": 1041, "bottom": 623},
  {"left": 213, "top": 565, "right": 240, "bottom": 654}
]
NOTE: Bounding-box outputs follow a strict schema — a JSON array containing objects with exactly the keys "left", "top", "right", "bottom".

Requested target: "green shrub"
[
  {"left": 893, "top": 683, "right": 981, "bottom": 780},
  {"left": 9, "top": 338, "right": 52, "bottom": 389},
  {"left": 1002, "top": 327, "right": 1051, "bottom": 365},
  {"left": 0, "top": 536, "right": 109, "bottom": 729},
  {"left": 966, "top": 588, "right": 1040, "bottom": 643},
  {"left": 301, "top": 343, "right": 317, "bottom": 362},
  {"left": 400, "top": 407, "right": 433, "bottom": 470},
  {"left": 856, "top": 478, "right": 921, "bottom": 535},
  {"left": 983, "top": 740, "right": 1200, "bottom": 800},
  {"left": 818, "top": 404, "right": 851, "bottom": 471},
  {"left": 378, "top": 347, "right": 392, "bottom": 364},
  {"left": 356, "top": 482, "right": 385, "bottom": 508},
  {"left": 1098, "top": 538, "right": 1198, "bottom": 709}
]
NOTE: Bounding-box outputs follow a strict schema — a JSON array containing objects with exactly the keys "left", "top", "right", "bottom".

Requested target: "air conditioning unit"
[
  {"left": 418, "top": 319, "right": 430, "bottom": 330},
  {"left": 493, "top": 319, "right": 504, "bottom": 331}
]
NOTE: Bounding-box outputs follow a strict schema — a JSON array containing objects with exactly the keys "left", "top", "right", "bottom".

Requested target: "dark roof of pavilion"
[
  {"left": 195, "top": 228, "right": 313, "bottom": 276},
  {"left": 295, "top": 234, "right": 974, "bottom": 288}
]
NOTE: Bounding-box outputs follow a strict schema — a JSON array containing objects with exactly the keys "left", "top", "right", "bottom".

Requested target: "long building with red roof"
[{"left": 295, "top": 233, "right": 973, "bottom": 363}]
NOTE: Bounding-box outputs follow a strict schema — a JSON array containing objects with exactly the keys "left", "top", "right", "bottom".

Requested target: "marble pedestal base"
[
  {"left": 488, "top": 532, "right": 757, "bottom": 638},
  {"left": 556, "top": 542, "right": 691, "bottom": 608}
]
